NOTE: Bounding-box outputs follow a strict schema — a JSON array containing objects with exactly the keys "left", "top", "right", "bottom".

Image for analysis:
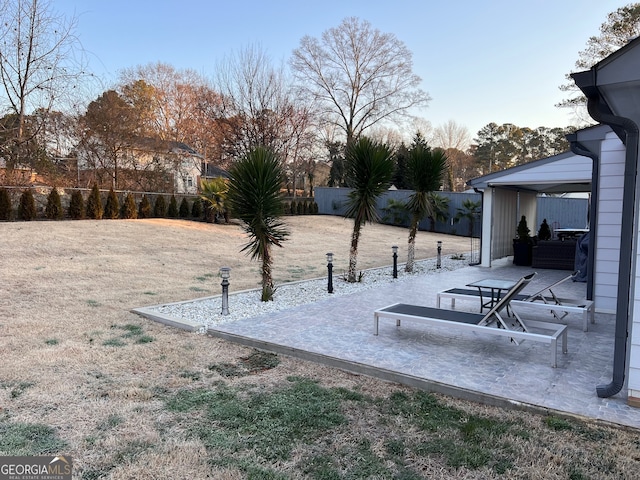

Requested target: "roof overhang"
[{"left": 468, "top": 151, "right": 593, "bottom": 194}]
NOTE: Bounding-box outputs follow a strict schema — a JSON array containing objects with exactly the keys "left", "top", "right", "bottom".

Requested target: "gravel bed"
[{"left": 151, "top": 256, "right": 469, "bottom": 332}]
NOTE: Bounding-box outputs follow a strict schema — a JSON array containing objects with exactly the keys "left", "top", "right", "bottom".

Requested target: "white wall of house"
[
  {"left": 593, "top": 131, "right": 626, "bottom": 314},
  {"left": 629, "top": 143, "right": 640, "bottom": 404}
]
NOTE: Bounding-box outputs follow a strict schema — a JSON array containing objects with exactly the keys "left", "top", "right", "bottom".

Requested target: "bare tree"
[
  {"left": 0, "top": 0, "right": 89, "bottom": 170},
  {"left": 432, "top": 120, "right": 471, "bottom": 151},
  {"left": 290, "top": 17, "right": 431, "bottom": 146}
]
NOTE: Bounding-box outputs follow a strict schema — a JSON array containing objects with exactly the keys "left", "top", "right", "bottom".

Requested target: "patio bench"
[
  {"left": 436, "top": 273, "right": 594, "bottom": 331},
  {"left": 374, "top": 274, "right": 568, "bottom": 367}
]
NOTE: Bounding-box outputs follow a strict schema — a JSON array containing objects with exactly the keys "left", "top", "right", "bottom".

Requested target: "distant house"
[{"left": 78, "top": 137, "right": 203, "bottom": 194}]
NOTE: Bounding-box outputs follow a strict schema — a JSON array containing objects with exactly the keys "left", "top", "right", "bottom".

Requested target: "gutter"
[
  {"left": 585, "top": 95, "right": 639, "bottom": 398},
  {"left": 566, "top": 136, "right": 598, "bottom": 301}
]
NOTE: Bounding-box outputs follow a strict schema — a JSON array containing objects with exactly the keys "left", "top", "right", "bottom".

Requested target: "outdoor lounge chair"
[
  {"left": 436, "top": 272, "right": 595, "bottom": 331},
  {"left": 374, "top": 273, "right": 569, "bottom": 367}
]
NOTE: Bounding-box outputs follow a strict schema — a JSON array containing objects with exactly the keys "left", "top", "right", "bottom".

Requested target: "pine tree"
[
  {"left": 138, "top": 195, "right": 152, "bottom": 219},
  {"left": 86, "top": 184, "right": 103, "bottom": 219},
  {"left": 103, "top": 188, "right": 120, "bottom": 219},
  {"left": 121, "top": 193, "right": 138, "bottom": 219},
  {"left": 18, "top": 189, "right": 37, "bottom": 221},
  {"left": 167, "top": 195, "right": 179, "bottom": 218},
  {"left": 179, "top": 197, "right": 190, "bottom": 218},
  {"left": 153, "top": 195, "right": 166, "bottom": 217},
  {"left": 68, "top": 190, "right": 85, "bottom": 219},
  {"left": 0, "top": 187, "right": 12, "bottom": 220},
  {"left": 45, "top": 188, "right": 64, "bottom": 220}
]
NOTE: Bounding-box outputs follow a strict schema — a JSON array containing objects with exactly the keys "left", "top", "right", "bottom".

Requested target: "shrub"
[
  {"left": 18, "top": 189, "right": 37, "bottom": 221},
  {"left": 191, "top": 197, "right": 203, "bottom": 218},
  {"left": 297, "top": 201, "right": 304, "bottom": 215},
  {"left": 167, "top": 195, "right": 179, "bottom": 218},
  {"left": 103, "top": 188, "right": 120, "bottom": 219},
  {"left": 0, "top": 187, "right": 12, "bottom": 220},
  {"left": 179, "top": 197, "right": 190, "bottom": 218},
  {"left": 68, "top": 190, "right": 85, "bottom": 219},
  {"left": 153, "top": 195, "right": 166, "bottom": 217},
  {"left": 138, "top": 195, "right": 152, "bottom": 219},
  {"left": 45, "top": 188, "right": 64, "bottom": 220},
  {"left": 121, "top": 193, "right": 138, "bottom": 219},
  {"left": 283, "top": 202, "right": 291, "bottom": 215},
  {"left": 289, "top": 200, "right": 297, "bottom": 215},
  {"left": 312, "top": 201, "right": 318, "bottom": 214},
  {"left": 86, "top": 184, "right": 103, "bottom": 219},
  {"left": 538, "top": 218, "right": 552, "bottom": 241}
]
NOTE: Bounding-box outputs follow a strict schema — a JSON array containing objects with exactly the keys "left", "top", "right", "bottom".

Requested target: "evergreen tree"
[
  {"left": 68, "top": 190, "right": 85, "bottom": 219},
  {"left": 18, "top": 189, "right": 37, "bottom": 221},
  {"left": 167, "top": 195, "right": 179, "bottom": 218},
  {"left": 86, "top": 184, "right": 103, "bottom": 219},
  {"left": 191, "top": 197, "right": 203, "bottom": 218},
  {"left": 138, "top": 195, "right": 152, "bottom": 219},
  {"left": 121, "top": 193, "right": 138, "bottom": 219},
  {"left": 0, "top": 187, "right": 12, "bottom": 220},
  {"left": 153, "top": 195, "right": 167, "bottom": 217},
  {"left": 45, "top": 188, "right": 64, "bottom": 220},
  {"left": 179, "top": 197, "right": 190, "bottom": 218},
  {"left": 103, "top": 188, "right": 120, "bottom": 219}
]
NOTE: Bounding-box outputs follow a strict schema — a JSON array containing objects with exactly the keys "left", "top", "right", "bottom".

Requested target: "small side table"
[{"left": 466, "top": 278, "right": 518, "bottom": 312}]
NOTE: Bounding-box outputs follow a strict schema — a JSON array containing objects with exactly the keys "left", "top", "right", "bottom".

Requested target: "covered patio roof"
[{"left": 468, "top": 150, "right": 592, "bottom": 194}]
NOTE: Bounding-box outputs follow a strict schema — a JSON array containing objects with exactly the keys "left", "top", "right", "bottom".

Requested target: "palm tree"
[
  {"left": 226, "top": 147, "right": 289, "bottom": 301},
  {"left": 200, "top": 177, "right": 228, "bottom": 223},
  {"left": 454, "top": 199, "right": 482, "bottom": 237},
  {"left": 426, "top": 192, "right": 450, "bottom": 232},
  {"left": 344, "top": 137, "right": 395, "bottom": 282},
  {"left": 404, "top": 146, "right": 448, "bottom": 272}
]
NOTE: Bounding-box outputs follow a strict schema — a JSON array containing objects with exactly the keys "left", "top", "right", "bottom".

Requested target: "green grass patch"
[
  {"left": 102, "top": 338, "right": 126, "bottom": 347},
  {"left": 0, "top": 421, "right": 67, "bottom": 455},
  {"left": 189, "top": 286, "right": 209, "bottom": 292},
  {"left": 44, "top": 338, "right": 59, "bottom": 346},
  {"left": 143, "top": 291, "right": 158, "bottom": 295},
  {"left": 86, "top": 299, "right": 101, "bottom": 307}
]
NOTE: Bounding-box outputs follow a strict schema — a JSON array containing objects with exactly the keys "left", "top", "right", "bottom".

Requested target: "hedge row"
[
  {"left": 0, "top": 186, "right": 204, "bottom": 221},
  {"left": 0, "top": 186, "right": 319, "bottom": 222}
]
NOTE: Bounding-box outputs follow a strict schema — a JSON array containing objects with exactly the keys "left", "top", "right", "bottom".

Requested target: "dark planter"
[{"left": 513, "top": 240, "right": 533, "bottom": 266}]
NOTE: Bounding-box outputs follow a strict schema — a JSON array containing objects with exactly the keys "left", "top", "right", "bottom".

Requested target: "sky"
[{"left": 55, "top": 0, "right": 626, "bottom": 140}]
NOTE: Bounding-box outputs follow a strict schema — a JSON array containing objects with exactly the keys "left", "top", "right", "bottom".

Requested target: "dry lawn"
[{"left": 1, "top": 216, "right": 639, "bottom": 479}]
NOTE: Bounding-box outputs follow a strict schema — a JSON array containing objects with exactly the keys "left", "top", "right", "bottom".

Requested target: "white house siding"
[
  {"left": 630, "top": 145, "right": 640, "bottom": 404},
  {"left": 593, "top": 132, "right": 626, "bottom": 314}
]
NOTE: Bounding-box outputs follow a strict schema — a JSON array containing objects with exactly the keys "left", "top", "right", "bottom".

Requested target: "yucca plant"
[
  {"left": 343, "top": 137, "right": 395, "bottom": 282},
  {"left": 404, "top": 146, "right": 448, "bottom": 272},
  {"left": 226, "top": 147, "right": 289, "bottom": 301}
]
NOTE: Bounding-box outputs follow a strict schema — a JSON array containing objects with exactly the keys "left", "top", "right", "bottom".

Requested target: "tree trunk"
[
  {"left": 261, "top": 245, "right": 275, "bottom": 301},
  {"left": 347, "top": 222, "right": 362, "bottom": 282},
  {"left": 405, "top": 217, "right": 418, "bottom": 272}
]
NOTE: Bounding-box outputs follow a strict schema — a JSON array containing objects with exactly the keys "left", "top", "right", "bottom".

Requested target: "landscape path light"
[
  {"left": 326, "top": 253, "right": 334, "bottom": 294},
  {"left": 220, "top": 267, "right": 231, "bottom": 315},
  {"left": 392, "top": 245, "right": 398, "bottom": 278},
  {"left": 437, "top": 241, "right": 442, "bottom": 269}
]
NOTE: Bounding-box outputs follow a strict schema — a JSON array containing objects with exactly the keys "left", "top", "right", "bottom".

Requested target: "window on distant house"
[{"left": 187, "top": 177, "right": 193, "bottom": 187}]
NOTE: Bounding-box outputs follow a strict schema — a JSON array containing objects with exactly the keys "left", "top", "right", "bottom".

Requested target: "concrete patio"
[{"left": 139, "top": 257, "right": 640, "bottom": 430}]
